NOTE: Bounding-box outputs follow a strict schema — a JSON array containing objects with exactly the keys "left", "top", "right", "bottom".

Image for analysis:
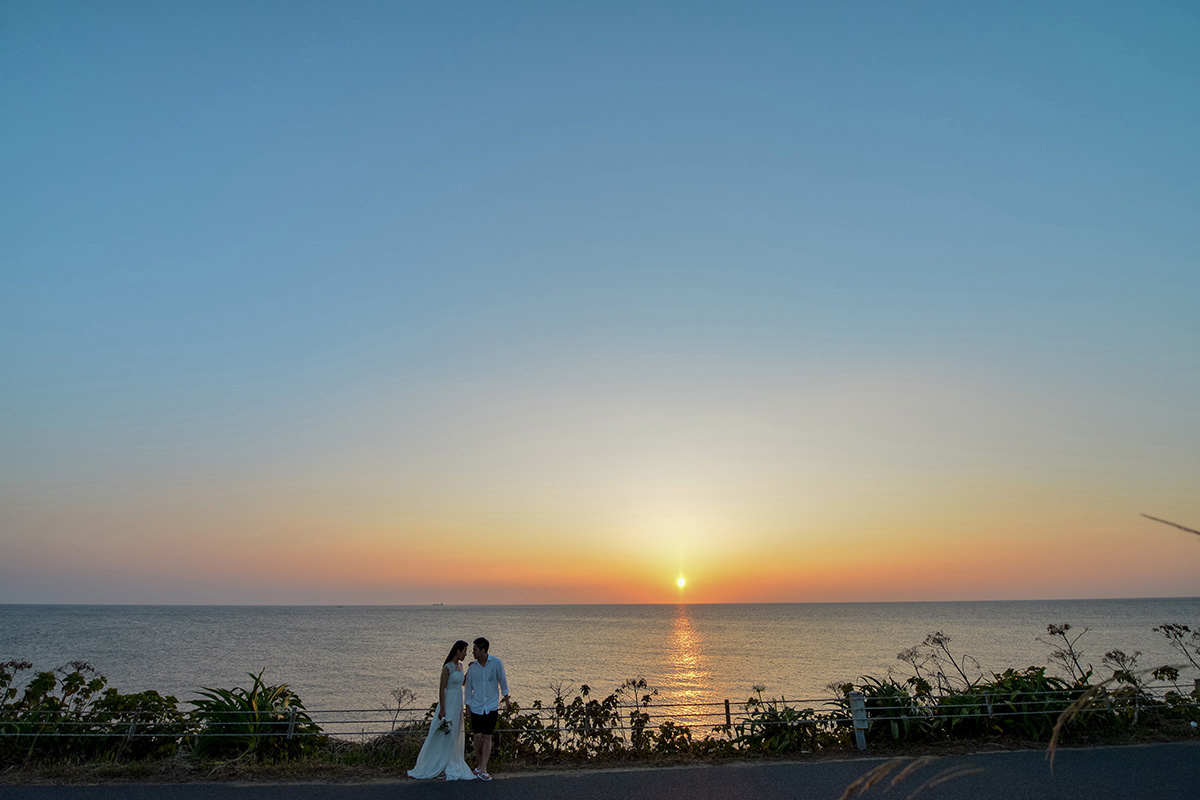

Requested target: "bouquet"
[{"left": 437, "top": 717, "right": 452, "bottom": 735}]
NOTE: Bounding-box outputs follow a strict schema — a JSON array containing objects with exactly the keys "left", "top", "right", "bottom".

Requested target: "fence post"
[
  {"left": 848, "top": 691, "right": 868, "bottom": 751},
  {"left": 287, "top": 707, "right": 297, "bottom": 740},
  {"left": 725, "top": 699, "right": 732, "bottom": 730},
  {"left": 1194, "top": 678, "right": 1200, "bottom": 697}
]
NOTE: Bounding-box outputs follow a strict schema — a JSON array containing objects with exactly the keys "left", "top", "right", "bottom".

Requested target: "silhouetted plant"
[
  {"left": 1102, "top": 649, "right": 1143, "bottom": 688},
  {"left": 382, "top": 686, "right": 417, "bottom": 732},
  {"left": 896, "top": 647, "right": 935, "bottom": 696},
  {"left": 1153, "top": 623, "right": 1200, "bottom": 671},
  {"left": 653, "top": 719, "right": 696, "bottom": 754},
  {"left": 1038, "top": 624, "right": 1093, "bottom": 683},
  {"left": 493, "top": 681, "right": 635, "bottom": 764},
  {"left": 919, "top": 632, "right": 984, "bottom": 694},
  {"left": 616, "top": 678, "right": 656, "bottom": 754},
  {"left": 493, "top": 698, "right": 552, "bottom": 763}
]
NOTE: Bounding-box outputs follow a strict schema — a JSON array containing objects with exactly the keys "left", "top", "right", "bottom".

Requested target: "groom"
[{"left": 464, "top": 636, "right": 510, "bottom": 781}]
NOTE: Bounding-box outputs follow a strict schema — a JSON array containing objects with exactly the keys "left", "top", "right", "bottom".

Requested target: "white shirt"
[{"left": 464, "top": 655, "right": 508, "bottom": 714}]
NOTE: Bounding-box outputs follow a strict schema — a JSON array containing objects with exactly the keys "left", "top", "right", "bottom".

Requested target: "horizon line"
[{"left": 2, "top": 595, "right": 1198, "bottom": 608}]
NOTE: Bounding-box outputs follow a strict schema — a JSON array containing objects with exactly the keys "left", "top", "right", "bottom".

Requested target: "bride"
[{"left": 407, "top": 640, "right": 477, "bottom": 780}]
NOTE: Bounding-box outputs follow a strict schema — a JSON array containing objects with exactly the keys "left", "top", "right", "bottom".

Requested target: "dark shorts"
[{"left": 469, "top": 710, "right": 498, "bottom": 736}]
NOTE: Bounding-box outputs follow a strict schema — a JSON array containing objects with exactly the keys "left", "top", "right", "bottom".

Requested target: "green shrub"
[
  {"left": 832, "top": 677, "right": 933, "bottom": 744},
  {"left": 733, "top": 686, "right": 828, "bottom": 753},
  {"left": 493, "top": 699, "right": 555, "bottom": 764},
  {"left": 190, "top": 670, "right": 324, "bottom": 761},
  {"left": 84, "top": 688, "right": 189, "bottom": 759},
  {"left": 0, "top": 661, "right": 188, "bottom": 765},
  {"left": 935, "top": 667, "right": 1080, "bottom": 740}
]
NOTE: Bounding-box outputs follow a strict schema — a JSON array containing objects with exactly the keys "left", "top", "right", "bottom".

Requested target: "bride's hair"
[{"left": 444, "top": 640, "right": 469, "bottom": 665}]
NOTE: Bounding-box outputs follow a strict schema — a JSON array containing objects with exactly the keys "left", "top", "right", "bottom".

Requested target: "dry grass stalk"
[
  {"left": 1047, "top": 514, "right": 1199, "bottom": 771},
  {"left": 838, "top": 757, "right": 914, "bottom": 800},
  {"left": 1140, "top": 514, "right": 1200, "bottom": 537},
  {"left": 839, "top": 755, "right": 983, "bottom": 800},
  {"left": 904, "top": 765, "right": 987, "bottom": 799},
  {"left": 1045, "top": 682, "right": 1103, "bottom": 772},
  {"left": 1045, "top": 663, "right": 1189, "bottom": 771},
  {"left": 889, "top": 755, "right": 939, "bottom": 787}
]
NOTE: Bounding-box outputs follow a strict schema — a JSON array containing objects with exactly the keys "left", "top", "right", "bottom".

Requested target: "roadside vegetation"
[{"left": 2, "top": 621, "right": 1197, "bottom": 782}]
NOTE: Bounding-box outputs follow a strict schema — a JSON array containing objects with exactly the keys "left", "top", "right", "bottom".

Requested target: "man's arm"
[{"left": 497, "top": 659, "right": 509, "bottom": 707}]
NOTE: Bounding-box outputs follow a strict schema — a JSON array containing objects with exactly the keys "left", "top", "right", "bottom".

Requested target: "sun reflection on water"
[{"left": 664, "top": 604, "right": 716, "bottom": 728}]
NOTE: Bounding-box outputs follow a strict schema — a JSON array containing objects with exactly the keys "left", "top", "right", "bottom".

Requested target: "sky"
[{"left": 2, "top": 1, "right": 1198, "bottom": 605}]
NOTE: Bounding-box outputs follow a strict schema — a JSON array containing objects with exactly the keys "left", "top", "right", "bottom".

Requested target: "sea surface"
[{"left": 3, "top": 599, "right": 1198, "bottom": 732}]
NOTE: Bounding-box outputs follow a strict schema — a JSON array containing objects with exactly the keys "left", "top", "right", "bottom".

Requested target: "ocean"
[{"left": 3, "top": 599, "right": 1198, "bottom": 732}]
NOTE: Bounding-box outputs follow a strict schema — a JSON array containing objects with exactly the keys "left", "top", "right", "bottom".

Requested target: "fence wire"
[{"left": 3, "top": 683, "right": 1196, "bottom": 740}]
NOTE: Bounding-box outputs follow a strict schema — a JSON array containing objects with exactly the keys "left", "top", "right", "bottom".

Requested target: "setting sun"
[{"left": 677, "top": 577, "right": 686, "bottom": 588}]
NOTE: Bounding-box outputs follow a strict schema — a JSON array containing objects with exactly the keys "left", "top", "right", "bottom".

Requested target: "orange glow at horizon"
[
  {"left": 4, "top": 464, "right": 1198, "bottom": 604},
  {"left": 14, "top": 507, "right": 1197, "bottom": 604}
]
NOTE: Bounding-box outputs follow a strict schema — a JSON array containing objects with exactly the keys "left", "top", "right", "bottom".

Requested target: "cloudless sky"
[{"left": 2, "top": 1, "right": 1198, "bottom": 603}]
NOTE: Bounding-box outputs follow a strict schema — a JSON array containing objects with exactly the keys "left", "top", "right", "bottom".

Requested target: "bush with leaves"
[
  {"left": 732, "top": 686, "right": 830, "bottom": 752},
  {"left": 934, "top": 667, "right": 1081, "bottom": 740},
  {"left": 492, "top": 678, "right": 705, "bottom": 764},
  {"left": 0, "top": 660, "right": 187, "bottom": 765},
  {"left": 190, "top": 670, "right": 324, "bottom": 761},
  {"left": 81, "top": 687, "right": 189, "bottom": 760},
  {"left": 831, "top": 677, "right": 932, "bottom": 744}
]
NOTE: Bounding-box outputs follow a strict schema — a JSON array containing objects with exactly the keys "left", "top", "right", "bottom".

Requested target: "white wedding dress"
[{"left": 407, "top": 662, "right": 476, "bottom": 780}]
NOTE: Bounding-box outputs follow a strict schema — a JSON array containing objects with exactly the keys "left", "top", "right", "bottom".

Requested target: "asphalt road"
[{"left": 2, "top": 742, "right": 1197, "bottom": 800}]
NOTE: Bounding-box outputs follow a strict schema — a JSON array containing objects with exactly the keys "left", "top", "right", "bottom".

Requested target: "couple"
[{"left": 407, "top": 637, "right": 511, "bottom": 782}]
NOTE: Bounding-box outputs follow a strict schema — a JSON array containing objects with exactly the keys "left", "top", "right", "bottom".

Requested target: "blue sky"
[{"left": 2, "top": 1, "right": 1198, "bottom": 603}]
